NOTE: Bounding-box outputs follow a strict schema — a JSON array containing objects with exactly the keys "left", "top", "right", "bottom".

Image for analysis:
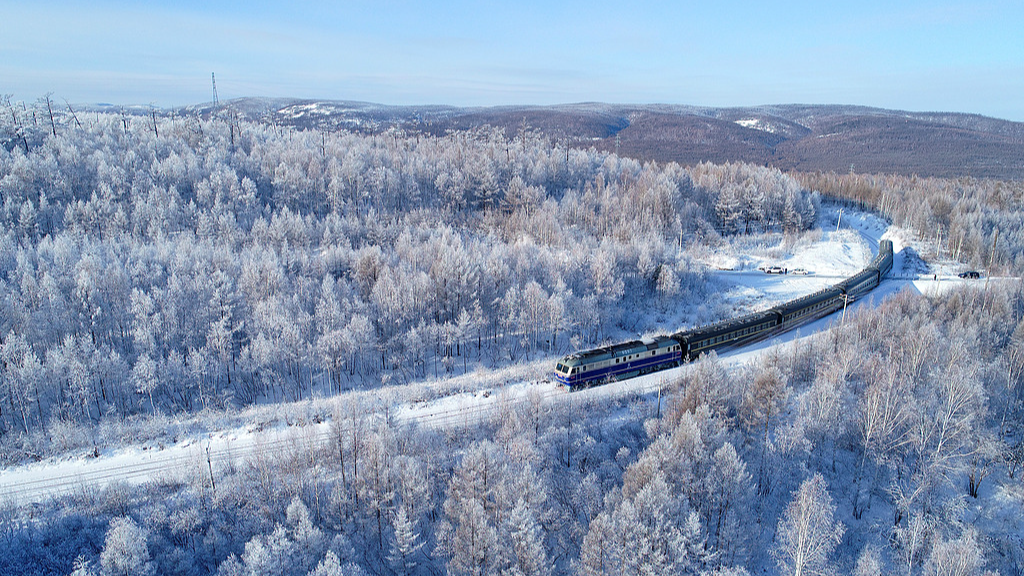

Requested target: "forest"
[
  {"left": 797, "top": 171, "right": 1024, "bottom": 273},
  {"left": 1, "top": 101, "right": 1023, "bottom": 576},
  {"left": 0, "top": 103, "right": 818, "bottom": 447}
]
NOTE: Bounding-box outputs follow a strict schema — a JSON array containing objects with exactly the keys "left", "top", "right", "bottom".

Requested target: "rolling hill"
[{"left": 187, "top": 98, "right": 1024, "bottom": 179}]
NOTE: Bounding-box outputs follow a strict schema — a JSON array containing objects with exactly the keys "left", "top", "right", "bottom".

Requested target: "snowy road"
[{"left": 0, "top": 208, "right": 1014, "bottom": 507}]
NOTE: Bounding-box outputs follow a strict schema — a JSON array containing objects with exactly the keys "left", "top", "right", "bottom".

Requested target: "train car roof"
[
  {"left": 835, "top": 268, "right": 877, "bottom": 288},
  {"left": 673, "top": 309, "right": 778, "bottom": 341},
  {"left": 772, "top": 286, "right": 843, "bottom": 316}
]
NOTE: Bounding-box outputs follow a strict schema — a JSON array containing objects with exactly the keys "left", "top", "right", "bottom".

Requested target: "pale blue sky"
[{"left": 3, "top": 0, "right": 1022, "bottom": 120}]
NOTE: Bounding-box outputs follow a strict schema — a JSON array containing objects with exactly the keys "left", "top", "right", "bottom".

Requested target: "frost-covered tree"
[
  {"left": 773, "top": 474, "right": 844, "bottom": 576},
  {"left": 704, "top": 442, "right": 752, "bottom": 562},
  {"left": 388, "top": 506, "right": 424, "bottom": 576},
  {"left": 132, "top": 352, "right": 159, "bottom": 414},
  {"left": 505, "top": 499, "right": 552, "bottom": 576},
  {"left": 100, "top": 516, "right": 155, "bottom": 576},
  {"left": 70, "top": 555, "right": 98, "bottom": 576},
  {"left": 580, "top": 475, "right": 706, "bottom": 576},
  {"left": 306, "top": 551, "right": 351, "bottom": 576},
  {"left": 853, "top": 546, "right": 883, "bottom": 576},
  {"left": 922, "top": 528, "right": 985, "bottom": 576}
]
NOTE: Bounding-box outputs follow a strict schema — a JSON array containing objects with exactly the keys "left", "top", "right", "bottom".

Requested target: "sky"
[{"left": 3, "top": 0, "right": 1023, "bottom": 121}]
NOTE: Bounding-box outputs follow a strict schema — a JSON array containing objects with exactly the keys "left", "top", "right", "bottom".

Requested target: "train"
[{"left": 553, "top": 239, "right": 893, "bottom": 390}]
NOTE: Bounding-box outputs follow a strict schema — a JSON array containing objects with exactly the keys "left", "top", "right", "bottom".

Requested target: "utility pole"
[{"left": 206, "top": 444, "right": 216, "bottom": 498}]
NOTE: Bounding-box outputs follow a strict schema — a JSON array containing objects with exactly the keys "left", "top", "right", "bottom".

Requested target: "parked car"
[
  {"left": 790, "top": 268, "right": 811, "bottom": 275},
  {"left": 958, "top": 270, "right": 981, "bottom": 279},
  {"left": 764, "top": 266, "right": 787, "bottom": 274}
]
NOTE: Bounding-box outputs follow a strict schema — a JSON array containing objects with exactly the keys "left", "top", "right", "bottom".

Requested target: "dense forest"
[
  {"left": 2, "top": 102, "right": 1023, "bottom": 576},
  {"left": 0, "top": 104, "right": 817, "bottom": 447}
]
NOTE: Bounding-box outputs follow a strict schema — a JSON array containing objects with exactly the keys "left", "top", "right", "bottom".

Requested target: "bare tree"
[
  {"left": 740, "top": 361, "right": 789, "bottom": 496},
  {"left": 774, "top": 474, "right": 845, "bottom": 576},
  {"left": 32, "top": 93, "right": 59, "bottom": 137},
  {"left": 64, "top": 98, "right": 82, "bottom": 128},
  {"left": 854, "top": 359, "right": 911, "bottom": 518},
  {"left": 922, "top": 528, "right": 985, "bottom": 576}
]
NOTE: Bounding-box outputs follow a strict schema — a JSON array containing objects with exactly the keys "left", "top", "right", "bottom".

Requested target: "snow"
[
  {"left": 278, "top": 102, "right": 362, "bottom": 119},
  {"left": 734, "top": 118, "right": 781, "bottom": 134},
  {"left": 0, "top": 205, "right": 1014, "bottom": 507},
  {"left": 0, "top": 419, "right": 334, "bottom": 504}
]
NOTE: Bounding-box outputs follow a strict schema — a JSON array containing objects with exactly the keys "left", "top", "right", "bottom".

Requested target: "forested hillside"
[
  {"left": 182, "top": 99, "right": 1024, "bottom": 180},
  {"left": 0, "top": 108, "right": 817, "bottom": 453},
  {"left": 3, "top": 105, "right": 1023, "bottom": 576}
]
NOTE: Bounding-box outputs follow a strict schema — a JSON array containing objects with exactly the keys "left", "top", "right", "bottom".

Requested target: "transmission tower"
[{"left": 212, "top": 73, "right": 219, "bottom": 107}]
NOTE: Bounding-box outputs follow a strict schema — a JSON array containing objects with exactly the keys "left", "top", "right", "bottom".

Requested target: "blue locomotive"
[{"left": 554, "top": 240, "right": 893, "bottom": 390}]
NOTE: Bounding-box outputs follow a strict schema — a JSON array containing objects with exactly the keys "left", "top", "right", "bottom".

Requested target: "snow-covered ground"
[{"left": 0, "top": 206, "right": 1013, "bottom": 507}]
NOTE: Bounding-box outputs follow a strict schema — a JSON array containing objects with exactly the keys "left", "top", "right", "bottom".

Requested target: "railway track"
[{"left": 0, "top": 227, "right": 946, "bottom": 507}]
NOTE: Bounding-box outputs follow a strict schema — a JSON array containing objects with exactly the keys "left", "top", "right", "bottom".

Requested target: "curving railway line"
[{"left": 0, "top": 228, "right": 902, "bottom": 506}]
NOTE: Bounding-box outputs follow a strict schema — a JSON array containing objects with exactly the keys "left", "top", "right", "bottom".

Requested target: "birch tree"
[{"left": 774, "top": 474, "right": 844, "bottom": 576}]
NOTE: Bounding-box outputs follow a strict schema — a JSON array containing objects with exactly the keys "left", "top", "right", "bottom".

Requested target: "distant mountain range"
[{"left": 183, "top": 98, "right": 1024, "bottom": 180}]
